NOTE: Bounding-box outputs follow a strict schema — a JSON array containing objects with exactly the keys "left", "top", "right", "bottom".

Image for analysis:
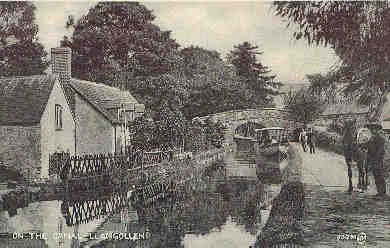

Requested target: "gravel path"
[{"left": 299, "top": 144, "right": 390, "bottom": 247}]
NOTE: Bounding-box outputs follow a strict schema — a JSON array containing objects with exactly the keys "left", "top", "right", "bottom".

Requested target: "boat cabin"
[{"left": 255, "top": 127, "right": 289, "bottom": 147}]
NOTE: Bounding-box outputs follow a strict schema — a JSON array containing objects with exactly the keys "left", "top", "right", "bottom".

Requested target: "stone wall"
[{"left": 0, "top": 126, "right": 41, "bottom": 179}]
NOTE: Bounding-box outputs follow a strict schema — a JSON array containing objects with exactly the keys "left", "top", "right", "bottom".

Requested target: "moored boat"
[{"left": 254, "top": 127, "right": 289, "bottom": 183}]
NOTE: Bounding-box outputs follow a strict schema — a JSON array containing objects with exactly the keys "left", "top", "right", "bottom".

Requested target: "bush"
[
  {"left": 313, "top": 128, "right": 344, "bottom": 155},
  {"left": 0, "top": 165, "right": 25, "bottom": 183}
]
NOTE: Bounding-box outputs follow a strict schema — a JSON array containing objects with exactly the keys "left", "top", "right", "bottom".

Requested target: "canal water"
[{"left": 0, "top": 151, "right": 281, "bottom": 248}]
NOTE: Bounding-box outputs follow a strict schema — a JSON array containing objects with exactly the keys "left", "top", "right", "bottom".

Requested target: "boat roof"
[{"left": 255, "top": 127, "right": 285, "bottom": 132}]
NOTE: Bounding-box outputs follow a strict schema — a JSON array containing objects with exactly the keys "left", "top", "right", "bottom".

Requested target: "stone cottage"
[{"left": 0, "top": 47, "right": 144, "bottom": 179}]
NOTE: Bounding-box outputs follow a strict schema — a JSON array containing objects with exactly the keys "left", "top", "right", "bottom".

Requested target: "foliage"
[
  {"left": 307, "top": 73, "right": 338, "bottom": 104},
  {"left": 130, "top": 114, "right": 225, "bottom": 153},
  {"left": 227, "top": 41, "right": 281, "bottom": 107},
  {"left": 154, "top": 102, "right": 189, "bottom": 149},
  {"left": 127, "top": 73, "right": 189, "bottom": 114},
  {"left": 203, "top": 118, "right": 225, "bottom": 149},
  {"left": 180, "top": 46, "right": 223, "bottom": 79},
  {"left": 179, "top": 46, "right": 253, "bottom": 118},
  {"left": 273, "top": 2, "right": 390, "bottom": 121},
  {"left": 0, "top": 2, "right": 48, "bottom": 77},
  {"left": 312, "top": 129, "right": 344, "bottom": 155},
  {"left": 130, "top": 116, "right": 156, "bottom": 150},
  {"left": 283, "top": 88, "right": 325, "bottom": 125},
  {"left": 62, "top": 2, "right": 181, "bottom": 84},
  {"left": 186, "top": 117, "right": 226, "bottom": 153}
]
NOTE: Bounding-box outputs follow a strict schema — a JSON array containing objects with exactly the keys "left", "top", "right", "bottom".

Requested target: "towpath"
[{"left": 298, "top": 145, "right": 390, "bottom": 247}]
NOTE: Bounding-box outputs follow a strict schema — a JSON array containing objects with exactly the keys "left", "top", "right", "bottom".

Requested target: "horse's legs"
[
  {"left": 347, "top": 160, "right": 353, "bottom": 193},
  {"left": 357, "top": 161, "right": 364, "bottom": 190},
  {"left": 363, "top": 160, "right": 369, "bottom": 190}
]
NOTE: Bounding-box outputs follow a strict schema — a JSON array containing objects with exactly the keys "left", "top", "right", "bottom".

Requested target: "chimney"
[
  {"left": 51, "top": 47, "right": 71, "bottom": 84},
  {"left": 51, "top": 47, "right": 75, "bottom": 115}
]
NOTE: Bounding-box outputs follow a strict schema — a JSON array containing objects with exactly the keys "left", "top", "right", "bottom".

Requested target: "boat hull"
[{"left": 255, "top": 144, "right": 288, "bottom": 184}]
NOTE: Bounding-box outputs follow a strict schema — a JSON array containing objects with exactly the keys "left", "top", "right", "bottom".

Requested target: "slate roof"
[
  {"left": 321, "top": 102, "right": 370, "bottom": 116},
  {"left": 70, "top": 79, "right": 140, "bottom": 124},
  {"left": 382, "top": 120, "right": 390, "bottom": 130},
  {"left": 0, "top": 74, "right": 142, "bottom": 126},
  {"left": 0, "top": 74, "right": 57, "bottom": 126}
]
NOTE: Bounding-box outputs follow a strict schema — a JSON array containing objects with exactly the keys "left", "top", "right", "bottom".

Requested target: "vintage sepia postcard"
[{"left": 0, "top": 1, "right": 389, "bottom": 247}]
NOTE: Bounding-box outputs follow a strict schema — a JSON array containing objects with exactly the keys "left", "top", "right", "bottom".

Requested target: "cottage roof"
[
  {"left": 0, "top": 74, "right": 57, "bottom": 126},
  {"left": 321, "top": 102, "right": 370, "bottom": 116},
  {"left": 70, "top": 79, "right": 140, "bottom": 124},
  {"left": 382, "top": 120, "right": 390, "bottom": 130}
]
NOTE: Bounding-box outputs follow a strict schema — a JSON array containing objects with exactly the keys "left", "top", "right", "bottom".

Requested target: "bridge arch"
[
  {"left": 234, "top": 121, "right": 266, "bottom": 138},
  {"left": 193, "top": 108, "right": 304, "bottom": 144}
]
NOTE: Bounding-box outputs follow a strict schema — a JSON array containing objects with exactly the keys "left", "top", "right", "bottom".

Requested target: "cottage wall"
[
  {"left": 75, "top": 94, "right": 114, "bottom": 155},
  {"left": 40, "top": 79, "right": 75, "bottom": 178},
  {"left": 0, "top": 126, "right": 41, "bottom": 179}
]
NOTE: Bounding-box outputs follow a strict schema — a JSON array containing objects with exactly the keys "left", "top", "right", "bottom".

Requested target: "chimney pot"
[{"left": 51, "top": 47, "right": 71, "bottom": 84}]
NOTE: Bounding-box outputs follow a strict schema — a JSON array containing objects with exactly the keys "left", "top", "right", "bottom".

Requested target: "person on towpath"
[
  {"left": 366, "top": 122, "right": 387, "bottom": 199},
  {"left": 342, "top": 119, "right": 356, "bottom": 193},
  {"left": 299, "top": 128, "right": 308, "bottom": 152},
  {"left": 306, "top": 127, "right": 316, "bottom": 154}
]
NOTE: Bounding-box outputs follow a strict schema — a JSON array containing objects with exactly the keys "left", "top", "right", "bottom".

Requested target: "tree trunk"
[{"left": 369, "top": 88, "right": 389, "bottom": 122}]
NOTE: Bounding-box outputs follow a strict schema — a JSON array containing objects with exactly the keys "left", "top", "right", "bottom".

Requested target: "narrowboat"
[{"left": 254, "top": 127, "right": 289, "bottom": 183}]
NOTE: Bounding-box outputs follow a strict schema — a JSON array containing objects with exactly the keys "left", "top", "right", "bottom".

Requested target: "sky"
[{"left": 34, "top": 1, "right": 339, "bottom": 84}]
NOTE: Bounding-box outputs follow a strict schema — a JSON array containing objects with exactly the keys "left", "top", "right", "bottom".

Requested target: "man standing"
[
  {"left": 342, "top": 120, "right": 355, "bottom": 193},
  {"left": 366, "top": 122, "right": 387, "bottom": 198},
  {"left": 307, "top": 127, "right": 316, "bottom": 154},
  {"left": 299, "top": 128, "right": 307, "bottom": 152}
]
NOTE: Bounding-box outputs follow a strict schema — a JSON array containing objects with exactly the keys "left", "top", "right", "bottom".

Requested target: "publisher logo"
[{"left": 337, "top": 232, "right": 366, "bottom": 245}]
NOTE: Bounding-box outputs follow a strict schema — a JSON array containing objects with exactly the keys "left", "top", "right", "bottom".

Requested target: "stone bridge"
[{"left": 195, "top": 108, "right": 303, "bottom": 150}]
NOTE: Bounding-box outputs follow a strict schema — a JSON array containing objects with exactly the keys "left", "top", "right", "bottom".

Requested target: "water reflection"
[
  {"left": 0, "top": 150, "right": 272, "bottom": 248},
  {"left": 61, "top": 190, "right": 129, "bottom": 226},
  {"left": 85, "top": 150, "right": 268, "bottom": 248}
]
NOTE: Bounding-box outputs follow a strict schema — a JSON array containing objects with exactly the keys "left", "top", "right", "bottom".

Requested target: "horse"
[
  {"left": 344, "top": 126, "right": 370, "bottom": 193},
  {"left": 352, "top": 143, "right": 369, "bottom": 191}
]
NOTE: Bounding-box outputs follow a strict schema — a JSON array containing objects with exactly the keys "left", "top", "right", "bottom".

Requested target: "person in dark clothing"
[
  {"left": 366, "top": 123, "right": 387, "bottom": 198},
  {"left": 307, "top": 128, "right": 315, "bottom": 154},
  {"left": 342, "top": 120, "right": 355, "bottom": 193}
]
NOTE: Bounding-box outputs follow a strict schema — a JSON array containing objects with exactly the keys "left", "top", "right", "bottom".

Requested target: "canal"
[{"left": 0, "top": 150, "right": 281, "bottom": 248}]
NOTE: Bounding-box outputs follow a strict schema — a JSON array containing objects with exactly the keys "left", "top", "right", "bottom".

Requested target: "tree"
[
  {"left": 227, "top": 42, "right": 281, "bottom": 107},
  {"left": 153, "top": 102, "right": 189, "bottom": 149},
  {"left": 283, "top": 88, "right": 325, "bottom": 125},
  {"left": 180, "top": 46, "right": 224, "bottom": 79},
  {"left": 126, "top": 73, "right": 190, "bottom": 150},
  {"left": 273, "top": 2, "right": 390, "bottom": 121},
  {"left": 179, "top": 46, "right": 254, "bottom": 118},
  {"left": 63, "top": 2, "right": 181, "bottom": 84},
  {"left": 306, "top": 73, "right": 338, "bottom": 104},
  {"left": 130, "top": 116, "right": 156, "bottom": 150},
  {"left": 0, "top": 2, "right": 48, "bottom": 77}
]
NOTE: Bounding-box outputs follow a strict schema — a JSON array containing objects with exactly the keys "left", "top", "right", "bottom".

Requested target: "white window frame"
[{"left": 55, "top": 104, "right": 63, "bottom": 130}]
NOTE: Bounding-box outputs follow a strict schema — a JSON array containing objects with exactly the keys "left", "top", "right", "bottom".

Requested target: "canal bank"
[
  {"left": 254, "top": 143, "right": 305, "bottom": 248},
  {"left": 1, "top": 147, "right": 271, "bottom": 248},
  {"left": 255, "top": 142, "right": 390, "bottom": 247},
  {"left": 0, "top": 145, "right": 233, "bottom": 217}
]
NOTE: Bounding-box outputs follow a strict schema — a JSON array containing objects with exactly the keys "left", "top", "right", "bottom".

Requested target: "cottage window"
[{"left": 55, "top": 104, "right": 63, "bottom": 130}]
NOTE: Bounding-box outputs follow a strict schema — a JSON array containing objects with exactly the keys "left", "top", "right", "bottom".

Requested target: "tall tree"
[
  {"left": 0, "top": 2, "right": 48, "bottom": 77},
  {"left": 283, "top": 88, "right": 325, "bottom": 125},
  {"left": 307, "top": 73, "right": 338, "bottom": 104},
  {"left": 228, "top": 42, "right": 281, "bottom": 107},
  {"left": 63, "top": 2, "right": 181, "bottom": 84},
  {"left": 180, "top": 46, "right": 253, "bottom": 118},
  {"left": 274, "top": 1, "right": 390, "bottom": 121}
]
